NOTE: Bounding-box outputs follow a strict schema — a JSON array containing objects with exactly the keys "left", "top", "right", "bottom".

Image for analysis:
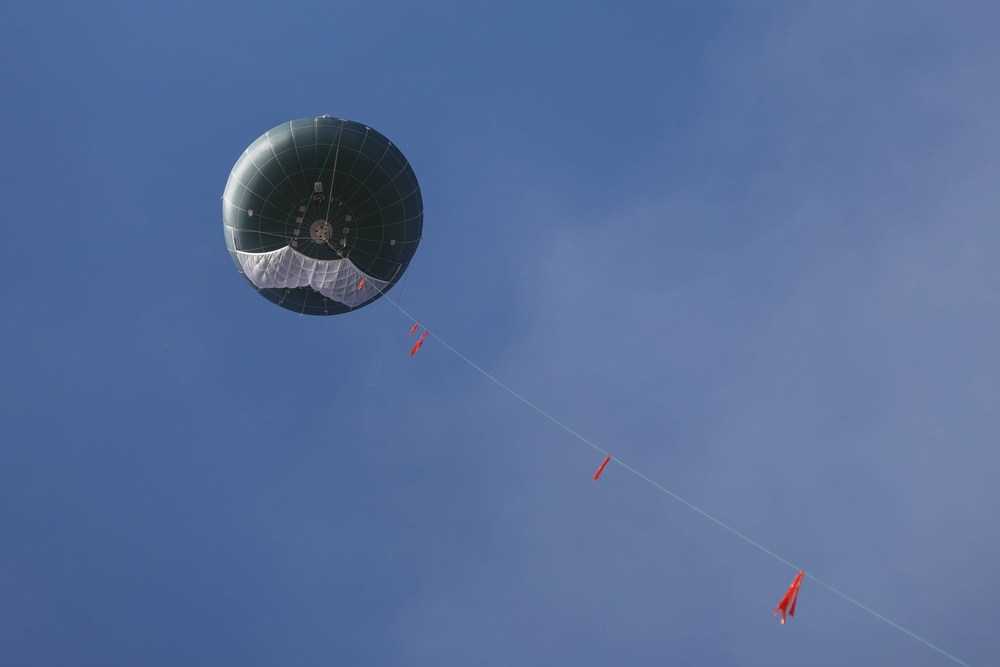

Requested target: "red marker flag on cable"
[
  {"left": 592, "top": 455, "right": 611, "bottom": 481},
  {"left": 773, "top": 570, "right": 804, "bottom": 624},
  {"left": 409, "top": 322, "right": 419, "bottom": 335},
  {"left": 410, "top": 330, "right": 429, "bottom": 356}
]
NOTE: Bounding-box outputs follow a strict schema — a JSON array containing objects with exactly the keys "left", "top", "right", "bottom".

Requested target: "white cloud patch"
[{"left": 392, "top": 3, "right": 1000, "bottom": 664}]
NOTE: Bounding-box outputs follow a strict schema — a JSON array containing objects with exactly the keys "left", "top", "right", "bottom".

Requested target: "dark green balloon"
[{"left": 223, "top": 117, "right": 422, "bottom": 315}]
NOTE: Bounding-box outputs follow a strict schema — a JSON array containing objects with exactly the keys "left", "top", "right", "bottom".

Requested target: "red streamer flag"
[
  {"left": 410, "top": 330, "right": 429, "bottom": 356},
  {"left": 592, "top": 455, "right": 611, "bottom": 481},
  {"left": 773, "top": 570, "right": 804, "bottom": 624},
  {"left": 357, "top": 278, "right": 366, "bottom": 290},
  {"left": 409, "top": 322, "right": 419, "bottom": 335}
]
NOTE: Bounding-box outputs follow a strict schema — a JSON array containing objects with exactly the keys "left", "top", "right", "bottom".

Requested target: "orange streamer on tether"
[
  {"left": 773, "top": 570, "right": 804, "bottom": 624},
  {"left": 592, "top": 455, "right": 611, "bottom": 481},
  {"left": 410, "top": 330, "right": 429, "bottom": 356}
]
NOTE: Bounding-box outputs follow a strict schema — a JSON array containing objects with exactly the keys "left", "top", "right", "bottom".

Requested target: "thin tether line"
[
  {"left": 370, "top": 273, "right": 407, "bottom": 388},
  {"left": 371, "top": 291, "right": 971, "bottom": 667}
]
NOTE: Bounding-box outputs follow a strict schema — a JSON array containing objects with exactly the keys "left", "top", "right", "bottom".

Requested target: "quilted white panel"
[{"left": 235, "top": 246, "right": 387, "bottom": 308}]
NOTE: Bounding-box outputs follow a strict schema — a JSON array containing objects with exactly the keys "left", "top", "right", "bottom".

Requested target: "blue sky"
[{"left": 3, "top": 1, "right": 999, "bottom": 665}]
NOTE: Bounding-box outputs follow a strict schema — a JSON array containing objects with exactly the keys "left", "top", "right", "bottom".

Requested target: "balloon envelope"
[{"left": 223, "top": 116, "right": 423, "bottom": 315}]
